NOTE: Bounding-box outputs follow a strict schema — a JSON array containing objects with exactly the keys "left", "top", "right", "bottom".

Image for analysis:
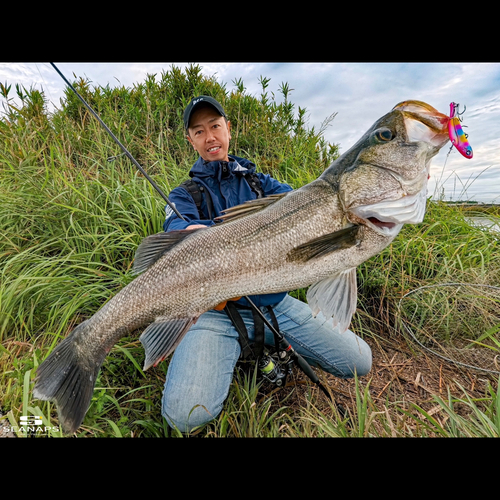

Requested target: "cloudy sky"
[{"left": 1, "top": 62, "right": 499, "bottom": 203}]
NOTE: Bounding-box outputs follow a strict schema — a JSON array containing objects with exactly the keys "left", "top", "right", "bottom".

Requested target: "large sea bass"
[{"left": 34, "top": 100, "right": 450, "bottom": 433}]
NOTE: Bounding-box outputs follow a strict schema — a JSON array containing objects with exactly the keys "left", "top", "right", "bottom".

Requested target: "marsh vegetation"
[{"left": 1, "top": 65, "right": 499, "bottom": 437}]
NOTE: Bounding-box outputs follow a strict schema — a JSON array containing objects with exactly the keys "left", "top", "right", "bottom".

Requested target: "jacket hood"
[{"left": 189, "top": 155, "right": 257, "bottom": 181}]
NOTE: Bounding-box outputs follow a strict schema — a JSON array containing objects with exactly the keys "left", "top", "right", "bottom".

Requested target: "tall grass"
[{"left": 1, "top": 65, "right": 498, "bottom": 437}]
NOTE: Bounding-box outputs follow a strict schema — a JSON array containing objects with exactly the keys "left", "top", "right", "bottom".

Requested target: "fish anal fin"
[
  {"left": 133, "top": 230, "right": 201, "bottom": 275},
  {"left": 140, "top": 316, "right": 197, "bottom": 370},
  {"left": 287, "top": 225, "right": 360, "bottom": 263},
  {"left": 215, "top": 193, "right": 289, "bottom": 224},
  {"left": 306, "top": 268, "right": 358, "bottom": 333}
]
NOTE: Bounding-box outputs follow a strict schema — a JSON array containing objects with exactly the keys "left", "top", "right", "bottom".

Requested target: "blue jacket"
[{"left": 164, "top": 155, "right": 293, "bottom": 308}]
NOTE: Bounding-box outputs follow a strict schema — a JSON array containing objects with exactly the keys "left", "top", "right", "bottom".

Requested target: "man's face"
[{"left": 187, "top": 105, "right": 231, "bottom": 163}]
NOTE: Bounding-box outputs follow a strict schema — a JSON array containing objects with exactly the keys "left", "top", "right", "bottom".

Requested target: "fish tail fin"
[{"left": 33, "top": 320, "right": 104, "bottom": 435}]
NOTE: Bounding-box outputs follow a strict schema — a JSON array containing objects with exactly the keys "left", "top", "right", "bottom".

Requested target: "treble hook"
[{"left": 450, "top": 102, "right": 467, "bottom": 121}]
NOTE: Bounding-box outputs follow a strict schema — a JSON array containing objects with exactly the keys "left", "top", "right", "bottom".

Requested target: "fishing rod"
[
  {"left": 49, "top": 63, "right": 184, "bottom": 221},
  {"left": 50, "top": 63, "right": 337, "bottom": 407}
]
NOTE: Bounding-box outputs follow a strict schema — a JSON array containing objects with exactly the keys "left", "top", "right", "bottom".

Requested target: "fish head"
[{"left": 322, "top": 100, "right": 450, "bottom": 237}]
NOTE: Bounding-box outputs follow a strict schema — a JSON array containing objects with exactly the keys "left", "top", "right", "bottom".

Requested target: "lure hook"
[
  {"left": 448, "top": 102, "right": 473, "bottom": 159},
  {"left": 452, "top": 102, "right": 467, "bottom": 120}
]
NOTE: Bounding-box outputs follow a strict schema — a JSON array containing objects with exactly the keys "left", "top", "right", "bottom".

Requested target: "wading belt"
[{"left": 223, "top": 301, "right": 281, "bottom": 361}]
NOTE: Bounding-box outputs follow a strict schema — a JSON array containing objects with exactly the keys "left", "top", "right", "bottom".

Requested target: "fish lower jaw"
[
  {"left": 346, "top": 210, "right": 403, "bottom": 237},
  {"left": 349, "top": 189, "right": 427, "bottom": 236},
  {"left": 364, "top": 217, "right": 403, "bottom": 236}
]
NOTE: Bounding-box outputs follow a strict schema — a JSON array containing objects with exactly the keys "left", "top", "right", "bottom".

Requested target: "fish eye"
[{"left": 373, "top": 128, "right": 394, "bottom": 143}]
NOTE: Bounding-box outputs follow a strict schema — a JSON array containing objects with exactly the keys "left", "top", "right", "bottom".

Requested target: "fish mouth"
[
  {"left": 336, "top": 100, "right": 450, "bottom": 238},
  {"left": 348, "top": 101, "right": 448, "bottom": 237},
  {"left": 393, "top": 100, "right": 450, "bottom": 148},
  {"left": 365, "top": 218, "right": 402, "bottom": 236},
  {"left": 351, "top": 188, "right": 427, "bottom": 237}
]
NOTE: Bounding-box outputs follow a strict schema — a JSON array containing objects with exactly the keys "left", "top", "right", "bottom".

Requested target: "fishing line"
[
  {"left": 49, "top": 62, "right": 184, "bottom": 220},
  {"left": 398, "top": 282, "right": 500, "bottom": 375},
  {"left": 50, "top": 62, "right": 338, "bottom": 405},
  {"left": 35, "top": 63, "right": 56, "bottom": 109},
  {"left": 433, "top": 145, "right": 454, "bottom": 200}
]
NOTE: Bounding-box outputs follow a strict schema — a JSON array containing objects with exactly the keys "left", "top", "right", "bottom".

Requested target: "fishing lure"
[{"left": 448, "top": 102, "right": 473, "bottom": 158}]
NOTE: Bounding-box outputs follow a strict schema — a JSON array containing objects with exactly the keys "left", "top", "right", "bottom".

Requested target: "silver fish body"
[{"left": 33, "top": 100, "right": 450, "bottom": 433}]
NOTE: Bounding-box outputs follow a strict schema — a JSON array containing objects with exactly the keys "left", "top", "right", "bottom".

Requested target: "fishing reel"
[{"left": 258, "top": 348, "right": 293, "bottom": 387}]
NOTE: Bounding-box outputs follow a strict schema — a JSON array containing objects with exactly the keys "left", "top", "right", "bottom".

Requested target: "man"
[{"left": 161, "top": 95, "right": 372, "bottom": 433}]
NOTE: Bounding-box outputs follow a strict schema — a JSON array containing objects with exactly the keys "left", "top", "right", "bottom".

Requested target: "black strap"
[
  {"left": 244, "top": 172, "right": 265, "bottom": 199},
  {"left": 181, "top": 174, "right": 264, "bottom": 221},
  {"left": 265, "top": 306, "right": 281, "bottom": 358},
  {"left": 224, "top": 302, "right": 255, "bottom": 360},
  {"left": 224, "top": 302, "right": 282, "bottom": 362},
  {"left": 250, "top": 306, "right": 265, "bottom": 359},
  {"left": 180, "top": 179, "right": 208, "bottom": 220},
  {"left": 204, "top": 184, "right": 214, "bottom": 220}
]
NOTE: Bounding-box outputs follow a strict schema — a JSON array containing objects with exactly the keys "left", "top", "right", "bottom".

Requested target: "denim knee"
[
  {"left": 352, "top": 343, "right": 372, "bottom": 377},
  {"left": 341, "top": 336, "right": 372, "bottom": 378},
  {"left": 159, "top": 309, "right": 240, "bottom": 433},
  {"left": 162, "top": 392, "right": 222, "bottom": 433}
]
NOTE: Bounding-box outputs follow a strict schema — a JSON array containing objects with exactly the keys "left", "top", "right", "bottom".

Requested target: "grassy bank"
[{"left": 1, "top": 65, "right": 499, "bottom": 437}]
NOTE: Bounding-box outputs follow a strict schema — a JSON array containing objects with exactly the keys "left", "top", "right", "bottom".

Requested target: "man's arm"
[
  {"left": 257, "top": 173, "right": 294, "bottom": 196},
  {"left": 163, "top": 186, "right": 215, "bottom": 232}
]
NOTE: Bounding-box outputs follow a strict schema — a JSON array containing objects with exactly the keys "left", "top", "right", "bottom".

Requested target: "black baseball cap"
[{"left": 183, "top": 95, "right": 226, "bottom": 130}]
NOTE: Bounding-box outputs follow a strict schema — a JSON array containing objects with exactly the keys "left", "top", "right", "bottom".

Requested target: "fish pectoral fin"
[
  {"left": 306, "top": 268, "right": 358, "bottom": 333},
  {"left": 133, "top": 230, "right": 200, "bottom": 275},
  {"left": 287, "top": 225, "right": 360, "bottom": 263},
  {"left": 140, "top": 316, "right": 197, "bottom": 370},
  {"left": 215, "top": 193, "right": 289, "bottom": 223}
]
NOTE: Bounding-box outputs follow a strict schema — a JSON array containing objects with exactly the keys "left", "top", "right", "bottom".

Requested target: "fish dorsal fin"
[
  {"left": 140, "top": 316, "right": 197, "bottom": 370},
  {"left": 215, "top": 192, "right": 289, "bottom": 224},
  {"left": 306, "top": 268, "right": 358, "bottom": 333},
  {"left": 287, "top": 225, "right": 360, "bottom": 263},
  {"left": 132, "top": 230, "right": 200, "bottom": 275}
]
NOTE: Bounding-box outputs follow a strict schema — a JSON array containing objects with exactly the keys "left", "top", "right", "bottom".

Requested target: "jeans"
[{"left": 161, "top": 294, "right": 372, "bottom": 432}]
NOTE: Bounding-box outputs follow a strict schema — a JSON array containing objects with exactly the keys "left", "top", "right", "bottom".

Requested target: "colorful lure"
[{"left": 448, "top": 102, "right": 473, "bottom": 158}]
